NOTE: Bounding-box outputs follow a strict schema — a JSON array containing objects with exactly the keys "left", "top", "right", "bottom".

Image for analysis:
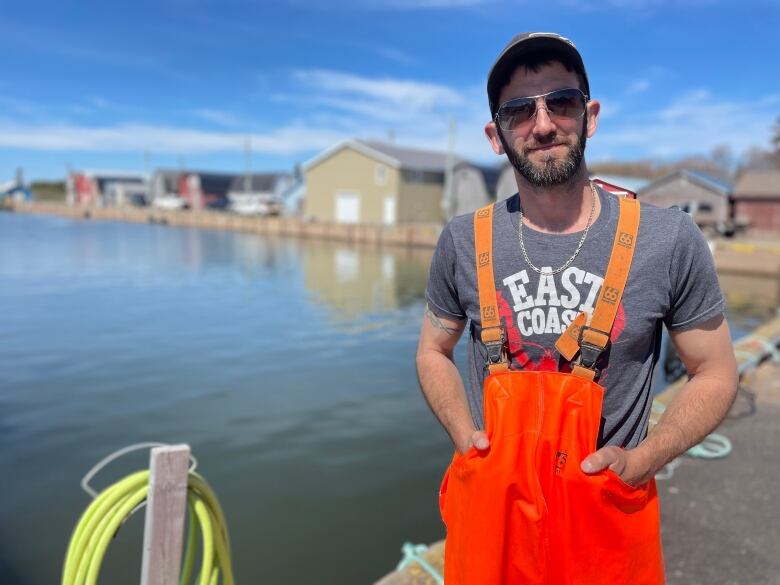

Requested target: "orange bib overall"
[{"left": 439, "top": 197, "right": 665, "bottom": 585}]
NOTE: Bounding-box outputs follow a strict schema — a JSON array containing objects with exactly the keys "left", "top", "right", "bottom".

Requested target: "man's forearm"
[
  {"left": 582, "top": 316, "right": 738, "bottom": 486},
  {"left": 633, "top": 369, "right": 737, "bottom": 482},
  {"left": 416, "top": 349, "right": 475, "bottom": 453}
]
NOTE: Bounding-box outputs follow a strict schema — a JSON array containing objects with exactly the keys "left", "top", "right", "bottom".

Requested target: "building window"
[
  {"left": 375, "top": 164, "right": 387, "bottom": 186},
  {"left": 401, "top": 169, "right": 444, "bottom": 184}
]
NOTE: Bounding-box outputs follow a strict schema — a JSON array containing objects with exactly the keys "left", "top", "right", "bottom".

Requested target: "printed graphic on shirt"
[{"left": 495, "top": 264, "right": 626, "bottom": 378}]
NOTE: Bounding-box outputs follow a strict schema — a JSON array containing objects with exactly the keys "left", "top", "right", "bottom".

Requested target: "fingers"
[
  {"left": 470, "top": 429, "right": 490, "bottom": 451},
  {"left": 580, "top": 446, "right": 624, "bottom": 475}
]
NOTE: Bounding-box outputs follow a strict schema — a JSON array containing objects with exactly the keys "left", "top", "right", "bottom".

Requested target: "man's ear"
[
  {"left": 485, "top": 120, "right": 505, "bottom": 155},
  {"left": 585, "top": 99, "right": 600, "bottom": 138}
]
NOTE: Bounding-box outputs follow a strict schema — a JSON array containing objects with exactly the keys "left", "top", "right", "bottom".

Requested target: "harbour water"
[{"left": 0, "top": 213, "right": 771, "bottom": 585}]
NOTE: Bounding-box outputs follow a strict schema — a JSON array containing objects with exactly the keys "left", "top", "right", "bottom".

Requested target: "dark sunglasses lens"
[
  {"left": 497, "top": 89, "right": 586, "bottom": 130},
  {"left": 546, "top": 89, "right": 585, "bottom": 118},
  {"left": 498, "top": 99, "right": 535, "bottom": 130}
]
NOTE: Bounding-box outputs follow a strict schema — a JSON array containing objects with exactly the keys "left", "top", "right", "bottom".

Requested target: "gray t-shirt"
[{"left": 425, "top": 187, "right": 725, "bottom": 449}]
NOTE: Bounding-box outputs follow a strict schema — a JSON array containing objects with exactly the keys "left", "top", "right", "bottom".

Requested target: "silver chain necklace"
[{"left": 518, "top": 181, "right": 597, "bottom": 276}]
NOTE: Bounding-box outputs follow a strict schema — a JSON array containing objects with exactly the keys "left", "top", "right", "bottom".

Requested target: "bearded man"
[{"left": 416, "top": 32, "right": 737, "bottom": 585}]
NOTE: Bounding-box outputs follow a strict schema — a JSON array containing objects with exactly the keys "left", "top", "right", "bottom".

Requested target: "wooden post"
[{"left": 140, "top": 444, "right": 190, "bottom": 585}]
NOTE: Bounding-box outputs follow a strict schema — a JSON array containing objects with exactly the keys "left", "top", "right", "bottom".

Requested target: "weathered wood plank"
[{"left": 140, "top": 444, "right": 190, "bottom": 585}]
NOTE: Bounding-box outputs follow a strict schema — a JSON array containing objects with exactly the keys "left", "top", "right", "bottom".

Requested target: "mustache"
[{"left": 523, "top": 136, "right": 574, "bottom": 153}]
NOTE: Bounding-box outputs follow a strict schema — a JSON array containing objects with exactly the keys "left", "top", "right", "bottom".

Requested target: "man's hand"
[
  {"left": 582, "top": 316, "right": 736, "bottom": 488},
  {"left": 580, "top": 445, "right": 654, "bottom": 487},
  {"left": 457, "top": 429, "right": 490, "bottom": 455}
]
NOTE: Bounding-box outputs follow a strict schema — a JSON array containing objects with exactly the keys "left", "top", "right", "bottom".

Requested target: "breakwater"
[
  {"left": 12, "top": 203, "right": 780, "bottom": 281},
  {"left": 12, "top": 202, "right": 442, "bottom": 248}
]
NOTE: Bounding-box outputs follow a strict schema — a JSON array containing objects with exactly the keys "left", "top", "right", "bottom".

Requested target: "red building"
[
  {"left": 67, "top": 171, "right": 147, "bottom": 206},
  {"left": 733, "top": 170, "right": 780, "bottom": 234}
]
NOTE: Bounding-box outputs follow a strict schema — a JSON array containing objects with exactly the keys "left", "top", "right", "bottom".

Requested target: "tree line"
[{"left": 591, "top": 117, "right": 780, "bottom": 183}]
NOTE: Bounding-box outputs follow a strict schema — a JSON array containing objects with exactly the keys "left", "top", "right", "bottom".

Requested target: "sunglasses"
[{"left": 495, "top": 88, "right": 588, "bottom": 131}]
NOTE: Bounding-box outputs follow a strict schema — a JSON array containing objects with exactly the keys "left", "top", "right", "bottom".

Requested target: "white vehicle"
[
  {"left": 152, "top": 195, "right": 186, "bottom": 211},
  {"left": 227, "top": 192, "right": 281, "bottom": 216}
]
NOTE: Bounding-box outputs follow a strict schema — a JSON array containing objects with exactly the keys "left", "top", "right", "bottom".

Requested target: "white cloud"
[
  {"left": 293, "top": 69, "right": 464, "bottom": 110},
  {"left": 191, "top": 109, "right": 242, "bottom": 127},
  {"left": 595, "top": 98, "right": 621, "bottom": 119},
  {"left": 0, "top": 21, "right": 193, "bottom": 82},
  {"left": 89, "top": 96, "right": 111, "bottom": 109},
  {"left": 0, "top": 95, "right": 41, "bottom": 117},
  {"left": 0, "top": 112, "right": 498, "bottom": 169},
  {"left": 656, "top": 88, "right": 711, "bottom": 121},
  {"left": 287, "top": 69, "right": 496, "bottom": 161},
  {"left": 372, "top": 46, "right": 418, "bottom": 65},
  {"left": 625, "top": 79, "right": 651, "bottom": 95},
  {"left": 2, "top": 70, "right": 776, "bottom": 172},
  {"left": 291, "top": 0, "right": 493, "bottom": 9},
  {"left": 555, "top": 0, "right": 719, "bottom": 12},
  {"left": 0, "top": 69, "right": 489, "bottom": 161},
  {"left": 394, "top": 0, "right": 491, "bottom": 6},
  {"left": 595, "top": 91, "right": 780, "bottom": 158},
  {"left": 0, "top": 121, "right": 347, "bottom": 156}
]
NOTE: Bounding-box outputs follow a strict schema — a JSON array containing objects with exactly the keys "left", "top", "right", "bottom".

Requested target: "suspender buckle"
[
  {"left": 482, "top": 326, "right": 507, "bottom": 370},
  {"left": 577, "top": 343, "right": 602, "bottom": 371},
  {"left": 576, "top": 326, "right": 610, "bottom": 375}
]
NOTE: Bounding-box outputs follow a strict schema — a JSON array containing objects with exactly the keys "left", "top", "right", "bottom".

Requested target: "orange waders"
[{"left": 439, "top": 197, "right": 665, "bottom": 585}]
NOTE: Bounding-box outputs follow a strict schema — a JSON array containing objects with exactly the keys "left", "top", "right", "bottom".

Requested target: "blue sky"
[{"left": 1, "top": 0, "right": 779, "bottom": 181}]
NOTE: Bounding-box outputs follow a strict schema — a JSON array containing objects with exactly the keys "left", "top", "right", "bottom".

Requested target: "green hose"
[{"left": 62, "top": 470, "right": 234, "bottom": 585}]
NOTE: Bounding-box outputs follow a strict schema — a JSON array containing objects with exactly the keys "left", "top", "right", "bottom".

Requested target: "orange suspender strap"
[
  {"left": 555, "top": 196, "right": 641, "bottom": 381},
  {"left": 474, "top": 204, "right": 509, "bottom": 375}
]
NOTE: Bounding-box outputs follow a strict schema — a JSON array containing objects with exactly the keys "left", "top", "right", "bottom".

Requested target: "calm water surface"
[{"left": 0, "top": 213, "right": 768, "bottom": 585}]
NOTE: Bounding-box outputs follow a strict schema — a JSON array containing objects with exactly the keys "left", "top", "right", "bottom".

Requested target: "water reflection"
[{"left": 303, "top": 242, "right": 431, "bottom": 321}]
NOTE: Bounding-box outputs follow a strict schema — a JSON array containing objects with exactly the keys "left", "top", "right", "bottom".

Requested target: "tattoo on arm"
[{"left": 426, "top": 304, "right": 458, "bottom": 335}]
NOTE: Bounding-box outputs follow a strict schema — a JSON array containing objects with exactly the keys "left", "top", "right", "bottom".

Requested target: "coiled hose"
[{"left": 62, "top": 470, "right": 234, "bottom": 585}]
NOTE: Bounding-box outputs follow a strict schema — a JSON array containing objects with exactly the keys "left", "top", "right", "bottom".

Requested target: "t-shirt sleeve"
[
  {"left": 425, "top": 223, "right": 467, "bottom": 320},
  {"left": 664, "top": 212, "right": 725, "bottom": 330}
]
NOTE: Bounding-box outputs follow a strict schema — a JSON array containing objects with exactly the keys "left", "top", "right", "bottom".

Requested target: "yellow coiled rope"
[{"left": 62, "top": 470, "right": 234, "bottom": 585}]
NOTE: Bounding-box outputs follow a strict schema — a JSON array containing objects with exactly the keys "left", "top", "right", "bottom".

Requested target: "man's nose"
[{"left": 532, "top": 99, "right": 556, "bottom": 136}]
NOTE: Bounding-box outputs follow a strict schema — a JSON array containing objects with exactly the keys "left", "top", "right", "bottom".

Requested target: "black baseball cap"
[{"left": 487, "top": 32, "right": 590, "bottom": 115}]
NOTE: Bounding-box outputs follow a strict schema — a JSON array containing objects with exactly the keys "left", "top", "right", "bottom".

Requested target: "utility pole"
[
  {"left": 65, "top": 162, "right": 74, "bottom": 206},
  {"left": 443, "top": 115, "right": 457, "bottom": 221},
  {"left": 243, "top": 136, "right": 252, "bottom": 193}
]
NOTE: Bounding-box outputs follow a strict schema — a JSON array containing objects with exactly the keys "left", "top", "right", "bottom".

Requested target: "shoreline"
[
  {"left": 11, "top": 202, "right": 780, "bottom": 280},
  {"left": 10, "top": 201, "right": 443, "bottom": 249}
]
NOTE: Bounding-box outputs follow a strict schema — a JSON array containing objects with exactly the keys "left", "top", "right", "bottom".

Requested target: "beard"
[{"left": 499, "top": 120, "right": 587, "bottom": 188}]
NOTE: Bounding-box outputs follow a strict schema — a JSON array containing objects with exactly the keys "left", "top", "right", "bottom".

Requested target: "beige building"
[
  {"left": 303, "top": 139, "right": 497, "bottom": 225},
  {"left": 302, "top": 241, "right": 432, "bottom": 321},
  {"left": 637, "top": 170, "right": 732, "bottom": 229}
]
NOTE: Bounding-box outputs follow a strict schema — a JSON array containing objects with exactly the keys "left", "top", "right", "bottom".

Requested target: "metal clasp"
[
  {"left": 482, "top": 327, "right": 507, "bottom": 371},
  {"left": 576, "top": 325, "right": 609, "bottom": 377}
]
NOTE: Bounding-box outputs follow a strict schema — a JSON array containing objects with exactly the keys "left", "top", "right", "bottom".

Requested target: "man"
[{"left": 416, "top": 32, "right": 737, "bottom": 584}]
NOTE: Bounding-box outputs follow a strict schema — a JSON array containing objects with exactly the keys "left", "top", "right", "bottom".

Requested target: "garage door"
[
  {"left": 335, "top": 192, "right": 360, "bottom": 224},
  {"left": 383, "top": 195, "right": 396, "bottom": 226}
]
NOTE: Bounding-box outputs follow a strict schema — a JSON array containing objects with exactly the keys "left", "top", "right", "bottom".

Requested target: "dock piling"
[{"left": 140, "top": 444, "right": 191, "bottom": 585}]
